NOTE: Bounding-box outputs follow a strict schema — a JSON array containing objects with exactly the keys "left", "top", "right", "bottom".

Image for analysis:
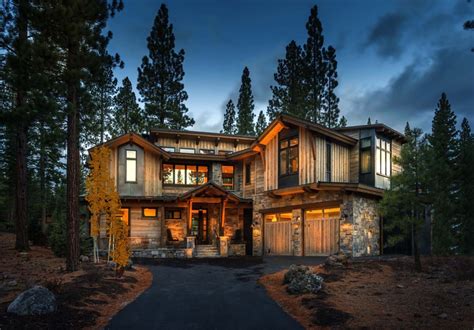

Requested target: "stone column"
[
  {"left": 252, "top": 212, "right": 263, "bottom": 256},
  {"left": 186, "top": 236, "right": 195, "bottom": 257},
  {"left": 219, "top": 236, "right": 229, "bottom": 257},
  {"left": 212, "top": 163, "right": 223, "bottom": 185},
  {"left": 291, "top": 209, "right": 303, "bottom": 256}
]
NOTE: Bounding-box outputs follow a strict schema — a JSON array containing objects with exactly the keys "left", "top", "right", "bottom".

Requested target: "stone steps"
[{"left": 195, "top": 245, "right": 220, "bottom": 258}]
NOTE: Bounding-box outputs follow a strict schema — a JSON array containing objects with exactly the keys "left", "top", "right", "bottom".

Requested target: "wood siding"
[
  {"left": 144, "top": 151, "right": 161, "bottom": 196},
  {"left": 264, "top": 135, "right": 279, "bottom": 191},
  {"left": 304, "top": 217, "right": 339, "bottom": 256},
  {"left": 264, "top": 221, "right": 292, "bottom": 255},
  {"left": 343, "top": 130, "right": 360, "bottom": 183},
  {"left": 331, "top": 143, "right": 350, "bottom": 182},
  {"left": 156, "top": 137, "right": 251, "bottom": 153},
  {"left": 299, "top": 127, "right": 316, "bottom": 184}
]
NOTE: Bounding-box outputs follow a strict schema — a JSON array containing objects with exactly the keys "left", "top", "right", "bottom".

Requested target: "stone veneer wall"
[{"left": 252, "top": 188, "right": 381, "bottom": 257}]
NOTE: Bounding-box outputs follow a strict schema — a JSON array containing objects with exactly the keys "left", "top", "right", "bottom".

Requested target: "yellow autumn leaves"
[{"left": 86, "top": 146, "right": 130, "bottom": 268}]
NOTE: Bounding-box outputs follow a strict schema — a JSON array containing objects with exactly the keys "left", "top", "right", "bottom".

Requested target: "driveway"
[{"left": 107, "top": 257, "right": 324, "bottom": 330}]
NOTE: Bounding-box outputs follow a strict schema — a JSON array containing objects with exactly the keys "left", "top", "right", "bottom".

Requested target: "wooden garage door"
[
  {"left": 264, "top": 213, "right": 292, "bottom": 255},
  {"left": 304, "top": 208, "right": 340, "bottom": 256}
]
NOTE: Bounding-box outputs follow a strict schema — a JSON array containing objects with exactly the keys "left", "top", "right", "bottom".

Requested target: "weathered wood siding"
[
  {"left": 299, "top": 127, "right": 316, "bottom": 184},
  {"left": 331, "top": 143, "right": 350, "bottom": 182},
  {"left": 264, "top": 221, "right": 292, "bottom": 255},
  {"left": 242, "top": 158, "right": 256, "bottom": 198},
  {"left": 156, "top": 137, "right": 251, "bottom": 153},
  {"left": 304, "top": 217, "right": 339, "bottom": 256},
  {"left": 264, "top": 135, "right": 278, "bottom": 191},
  {"left": 130, "top": 207, "right": 160, "bottom": 239},
  {"left": 343, "top": 130, "right": 360, "bottom": 183},
  {"left": 144, "top": 151, "right": 161, "bottom": 196}
]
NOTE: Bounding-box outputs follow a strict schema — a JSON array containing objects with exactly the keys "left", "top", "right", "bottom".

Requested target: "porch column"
[
  {"left": 220, "top": 198, "right": 227, "bottom": 236},
  {"left": 187, "top": 198, "right": 193, "bottom": 235},
  {"left": 160, "top": 206, "right": 166, "bottom": 247}
]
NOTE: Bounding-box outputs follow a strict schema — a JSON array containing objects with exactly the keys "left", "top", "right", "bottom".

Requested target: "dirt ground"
[
  {"left": 0, "top": 232, "right": 152, "bottom": 329},
  {"left": 260, "top": 256, "right": 474, "bottom": 329}
]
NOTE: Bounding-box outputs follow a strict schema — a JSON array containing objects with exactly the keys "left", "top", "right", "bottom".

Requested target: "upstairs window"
[
  {"left": 326, "top": 142, "right": 332, "bottom": 181},
  {"left": 125, "top": 150, "right": 137, "bottom": 183},
  {"left": 161, "top": 146, "right": 175, "bottom": 152},
  {"left": 199, "top": 149, "right": 215, "bottom": 154},
  {"left": 218, "top": 150, "right": 233, "bottom": 155},
  {"left": 376, "top": 137, "right": 391, "bottom": 176},
  {"left": 222, "top": 165, "right": 234, "bottom": 190},
  {"left": 179, "top": 148, "right": 195, "bottom": 154},
  {"left": 163, "top": 164, "right": 209, "bottom": 185},
  {"left": 245, "top": 162, "right": 251, "bottom": 185},
  {"left": 360, "top": 137, "right": 372, "bottom": 174},
  {"left": 279, "top": 137, "right": 298, "bottom": 176}
]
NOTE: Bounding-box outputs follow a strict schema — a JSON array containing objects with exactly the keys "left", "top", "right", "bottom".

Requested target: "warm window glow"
[
  {"left": 222, "top": 165, "right": 234, "bottom": 190},
  {"left": 305, "top": 207, "right": 340, "bottom": 220},
  {"left": 120, "top": 208, "right": 129, "bottom": 226},
  {"left": 163, "top": 164, "right": 209, "bottom": 185},
  {"left": 125, "top": 150, "right": 137, "bottom": 182},
  {"left": 143, "top": 208, "right": 157, "bottom": 217},
  {"left": 265, "top": 213, "right": 292, "bottom": 222},
  {"left": 279, "top": 136, "right": 298, "bottom": 176}
]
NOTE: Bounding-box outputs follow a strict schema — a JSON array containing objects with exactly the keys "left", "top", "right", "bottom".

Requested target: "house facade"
[{"left": 89, "top": 114, "right": 404, "bottom": 258}]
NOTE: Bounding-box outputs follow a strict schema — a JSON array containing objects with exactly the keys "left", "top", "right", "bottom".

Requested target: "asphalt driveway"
[{"left": 107, "top": 257, "right": 324, "bottom": 330}]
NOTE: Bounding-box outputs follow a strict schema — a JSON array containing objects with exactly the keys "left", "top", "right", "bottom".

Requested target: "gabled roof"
[
  {"left": 89, "top": 132, "right": 171, "bottom": 160},
  {"left": 179, "top": 181, "right": 251, "bottom": 203},
  {"left": 150, "top": 128, "right": 256, "bottom": 144},
  {"left": 335, "top": 124, "right": 406, "bottom": 142}
]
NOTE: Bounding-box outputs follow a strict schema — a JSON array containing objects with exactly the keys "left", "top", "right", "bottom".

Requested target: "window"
[
  {"left": 199, "top": 149, "right": 215, "bottom": 154},
  {"left": 161, "top": 146, "right": 175, "bottom": 152},
  {"left": 125, "top": 150, "right": 137, "bottom": 182},
  {"left": 376, "top": 137, "right": 391, "bottom": 176},
  {"left": 279, "top": 137, "right": 298, "bottom": 176},
  {"left": 305, "top": 207, "right": 340, "bottom": 220},
  {"left": 360, "top": 137, "right": 372, "bottom": 174},
  {"left": 162, "top": 164, "right": 209, "bottom": 185},
  {"left": 218, "top": 150, "right": 232, "bottom": 155},
  {"left": 142, "top": 208, "right": 157, "bottom": 218},
  {"left": 222, "top": 165, "right": 234, "bottom": 190},
  {"left": 179, "top": 147, "right": 195, "bottom": 154},
  {"left": 245, "top": 162, "right": 251, "bottom": 185},
  {"left": 264, "top": 213, "right": 292, "bottom": 222},
  {"left": 326, "top": 142, "right": 332, "bottom": 181},
  {"left": 165, "top": 209, "right": 181, "bottom": 219}
]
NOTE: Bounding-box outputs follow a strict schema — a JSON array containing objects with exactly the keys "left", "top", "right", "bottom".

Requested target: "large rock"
[
  {"left": 284, "top": 264, "right": 324, "bottom": 295},
  {"left": 7, "top": 286, "right": 57, "bottom": 315}
]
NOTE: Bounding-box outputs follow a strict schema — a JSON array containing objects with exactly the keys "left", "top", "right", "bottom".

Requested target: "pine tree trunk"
[
  {"left": 39, "top": 125, "right": 47, "bottom": 234},
  {"left": 66, "top": 44, "right": 80, "bottom": 271},
  {"left": 15, "top": 123, "right": 29, "bottom": 251},
  {"left": 413, "top": 225, "right": 422, "bottom": 272}
]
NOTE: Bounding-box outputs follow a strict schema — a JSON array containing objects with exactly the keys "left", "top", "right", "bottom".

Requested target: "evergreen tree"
[
  {"left": 267, "top": 41, "right": 306, "bottom": 121},
  {"left": 255, "top": 110, "right": 267, "bottom": 136},
  {"left": 367, "top": 117, "right": 372, "bottom": 125},
  {"left": 380, "top": 123, "right": 428, "bottom": 271},
  {"left": 222, "top": 99, "right": 236, "bottom": 134},
  {"left": 427, "top": 93, "right": 458, "bottom": 255},
  {"left": 303, "top": 5, "right": 325, "bottom": 123},
  {"left": 236, "top": 67, "right": 255, "bottom": 135},
  {"left": 321, "top": 46, "right": 340, "bottom": 128},
  {"left": 111, "top": 77, "right": 145, "bottom": 136},
  {"left": 137, "top": 4, "right": 194, "bottom": 131},
  {"left": 456, "top": 118, "right": 474, "bottom": 254},
  {"left": 339, "top": 116, "right": 347, "bottom": 127}
]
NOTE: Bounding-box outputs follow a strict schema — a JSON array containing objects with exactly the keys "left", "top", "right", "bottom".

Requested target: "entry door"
[
  {"left": 191, "top": 209, "right": 208, "bottom": 244},
  {"left": 304, "top": 208, "right": 340, "bottom": 256}
]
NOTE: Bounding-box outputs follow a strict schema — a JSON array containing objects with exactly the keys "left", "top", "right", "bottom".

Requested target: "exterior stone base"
[
  {"left": 131, "top": 248, "right": 190, "bottom": 258},
  {"left": 229, "top": 243, "right": 246, "bottom": 256}
]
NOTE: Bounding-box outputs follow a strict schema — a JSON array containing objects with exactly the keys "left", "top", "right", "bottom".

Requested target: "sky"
[{"left": 106, "top": 0, "right": 474, "bottom": 134}]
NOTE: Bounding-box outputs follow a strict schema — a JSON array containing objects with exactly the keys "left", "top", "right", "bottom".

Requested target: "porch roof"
[{"left": 179, "top": 181, "right": 252, "bottom": 203}]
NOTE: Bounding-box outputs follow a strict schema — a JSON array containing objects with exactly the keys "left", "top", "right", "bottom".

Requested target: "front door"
[{"left": 191, "top": 209, "right": 209, "bottom": 244}]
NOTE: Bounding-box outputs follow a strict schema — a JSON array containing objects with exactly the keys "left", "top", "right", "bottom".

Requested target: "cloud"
[
  {"left": 363, "top": 12, "right": 409, "bottom": 59},
  {"left": 345, "top": 44, "right": 474, "bottom": 132}
]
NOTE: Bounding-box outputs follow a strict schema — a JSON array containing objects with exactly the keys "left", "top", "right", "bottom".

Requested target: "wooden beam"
[
  {"left": 187, "top": 199, "right": 193, "bottom": 234},
  {"left": 259, "top": 149, "right": 266, "bottom": 170},
  {"left": 220, "top": 198, "right": 228, "bottom": 232},
  {"left": 188, "top": 197, "right": 223, "bottom": 203},
  {"left": 160, "top": 206, "right": 166, "bottom": 246},
  {"left": 266, "top": 191, "right": 281, "bottom": 199}
]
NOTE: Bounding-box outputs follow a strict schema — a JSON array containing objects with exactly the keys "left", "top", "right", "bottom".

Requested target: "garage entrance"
[
  {"left": 304, "top": 207, "right": 340, "bottom": 256},
  {"left": 264, "top": 213, "right": 292, "bottom": 255}
]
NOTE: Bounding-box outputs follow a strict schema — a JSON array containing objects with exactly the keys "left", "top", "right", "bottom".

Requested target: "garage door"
[
  {"left": 264, "top": 213, "right": 292, "bottom": 255},
  {"left": 304, "top": 207, "right": 340, "bottom": 256}
]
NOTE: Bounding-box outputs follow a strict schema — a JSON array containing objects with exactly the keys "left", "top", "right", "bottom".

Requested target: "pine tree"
[
  {"left": 137, "top": 4, "right": 194, "bottom": 131},
  {"left": 380, "top": 123, "right": 428, "bottom": 271},
  {"left": 367, "top": 117, "right": 372, "bottom": 125},
  {"left": 222, "top": 99, "right": 236, "bottom": 134},
  {"left": 111, "top": 77, "right": 145, "bottom": 136},
  {"left": 236, "top": 67, "right": 255, "bottom": 135},
  {"left": 339, "top": 116, "right": 347, "bottom": 127},
  {"left": 456, "top": 118, "right": 474, "bottom": 254},
  {"left": 255, "top": 110, "right": 267, "bottom": 136},
  {"left": 303, "top": 5, "right": 325, "bottom": 124},
  {"left": 427, "top": 93, "right": 458, "bottom": 255},
  {"left": 267, "top": 41, "right": 306, "bottom": 121},
  {"left": 321, "top": 46, "right": 340, "bottom": 128}
]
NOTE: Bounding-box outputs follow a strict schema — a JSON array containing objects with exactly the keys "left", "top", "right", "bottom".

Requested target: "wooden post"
[
  {"left": 188, "top": 199, "right": 193, "bottom": 235},
  {"left": 160, "top": 206, "right": 166, "bottom": 247},
  {"left": 220, "top": 198, "right": 227, "bottom": 236}
]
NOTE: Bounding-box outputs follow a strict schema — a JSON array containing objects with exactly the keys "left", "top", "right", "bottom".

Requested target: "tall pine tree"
[
  {"left": 267, "top": 41, "right": 306, "bottom": 121},
  {"left": 456, "top": 118, "right": 474, "bottom": 254},
  {"left": 255, "top": 110, "right": 267, "bottom": 136},
  {"left": 137, "top": 4, "right": 194, "bottom": 131},
  {"left": 111, "top": 77, "right": 145, "bottom": 136},
  {"left": 221, "top": 99, "right": 236, "bottom": 134},
  {"left": 427, "top": 93, "right": 458, "bottom": 255},
  {"left": 321, "top": 46, "right": 340, "bottom": 128},
  {"left": 236, "top": 67, "right": 255, "bottom": 135}
]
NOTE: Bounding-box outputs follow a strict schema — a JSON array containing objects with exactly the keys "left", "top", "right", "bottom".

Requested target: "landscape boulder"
[
  {"left": 284, "top": 264, "right": 324, "bottom": 295},
  {"left": 325, "top": 251, "right": 349, "bottom": 267},
  {"left": 79, "top": 255, "right": 89, "bottom": 262},
  {"left": 7, "top": 286, "right": 57, "bottom": 316}
]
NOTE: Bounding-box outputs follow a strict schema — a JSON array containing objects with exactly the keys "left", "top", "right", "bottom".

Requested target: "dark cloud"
[
  {"left": 346, "top": 44, "right": 474, "bottom": 132},
  {"left": 363, "top": 12, "right": 409, "bottom": 59}
]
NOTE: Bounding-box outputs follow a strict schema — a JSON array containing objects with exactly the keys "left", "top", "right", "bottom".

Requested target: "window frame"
[
  {"left": 142, "top": 207, "right": 158, "bottom": 218},
  {"left": 325, "top": 141, "right": 332, "bottom": 182},
  {"left": 245, "top": 162, "right": 251, "bottom": 185},
  {"left": 222, "top": 165, "right": 235, "bottom": 191},
  {"left": 161, "top": 146, "right": 175, "bottom": 152},
  {"left": 162, "top": 163, "right": 209, "bottom": 186},
  {"left": 376, "top": 137, "right": 392, "bottom": 177},
  {"left": 125, "top": 149, "right": 137, "bottom": 183},
  {"left": 199, "top": 149, "right": 215, "bottom": 155},
  {"left": 360, "top": 137, "right": 372, "bottom": 174},
  {"left": 279, "top": 136, "right": 299, "bottom": 177},
  {"left": 218, "top": 150, "right": 233, "bottom": 155},
  {"left": 179, "top": 147, "right": 195, "bottom": 154},
  {"left": 165, "top": 209, "right": 182, "bottom": 220}
]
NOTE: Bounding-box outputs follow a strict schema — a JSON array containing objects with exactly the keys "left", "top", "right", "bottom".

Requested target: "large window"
[
  {"left": 222, "top": 165, "right": 234, "bottom": 190},
  {"left": 360, "top": 137, "right": 372, "bottom": 174},
  {"left": 279, "top": 137, "right": 298, "bottom": 176},
  {"left": 376, "top": 137, "right": 391, "bottom": 176},
  {"left": 125, "top": 150, "right": 137, "bottom": 182},
  {"left": 163, "top": 164, "right": 209, "bottom": 185},
  {"left": 326, "top": 142, "right": 332, "bottom": 181},
  {"left": 245, "top": 162, "right": 251, "bottom": 185}
]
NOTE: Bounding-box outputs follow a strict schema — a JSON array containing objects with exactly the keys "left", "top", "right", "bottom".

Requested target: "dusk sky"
[{"left": 107, "top": 0, "right": 474, "bottom": 134}]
